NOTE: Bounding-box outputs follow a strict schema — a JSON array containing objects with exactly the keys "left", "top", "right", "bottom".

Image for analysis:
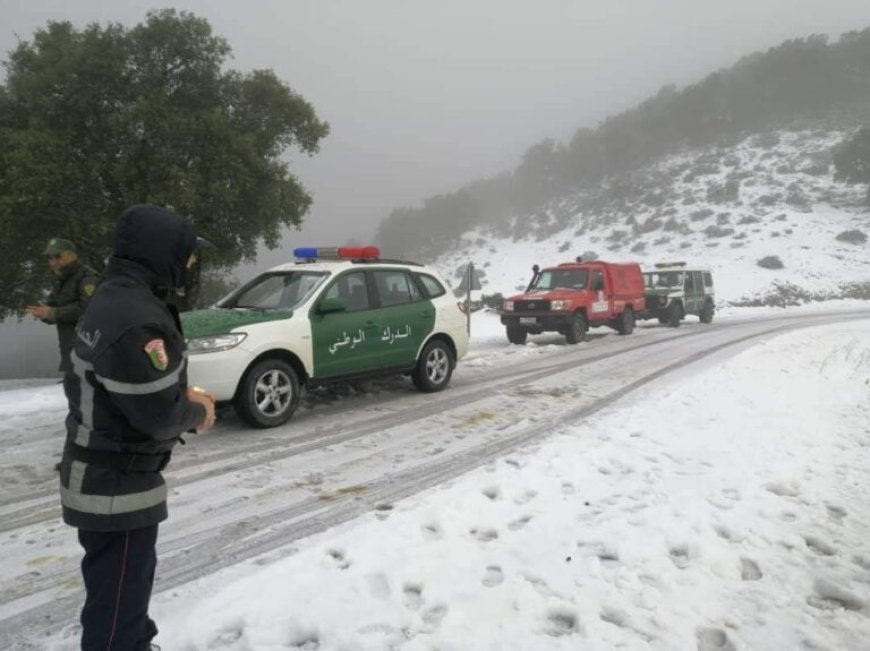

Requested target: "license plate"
[{"left": 519, "top": 317, "right": 537, "bottom": 325}]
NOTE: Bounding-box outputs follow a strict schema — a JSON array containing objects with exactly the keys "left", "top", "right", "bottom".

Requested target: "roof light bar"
[{"left": 293, "top": 246, "right": 380, "bottom": 260}]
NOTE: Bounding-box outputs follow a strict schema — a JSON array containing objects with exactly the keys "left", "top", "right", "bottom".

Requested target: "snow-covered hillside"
[{"left": 437, "top": 130, "right": 870, "bottom": 306}]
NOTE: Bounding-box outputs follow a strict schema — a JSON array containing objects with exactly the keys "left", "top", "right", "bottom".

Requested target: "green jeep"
[{"left": 638, "top": 262, "right": 715, "bottom": 327}]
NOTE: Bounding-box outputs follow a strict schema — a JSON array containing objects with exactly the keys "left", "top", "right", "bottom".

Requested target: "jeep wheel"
[
  {"left": 506, "top": 326, "right": 528, "bottom": 345},
  {"left": 412, "top": 339, "right": 454, "bottom": 392},
  {"left": 700, "top": 300, "right": 715, "bottom": 324},
  {"left": 666, "top": 302, "right": 682, "bottom": 328},
  {"left": 235, "top": 359, "right": 300, "bottom": 428},
  {"left": 617, "top": 308, "right": 635, "bottom": 335},
  {"left": 565, "top": 312, "right": 587, "bottom": 344},
  {"left": 657, "top": 316, "right": 668, "bottom": 325}
]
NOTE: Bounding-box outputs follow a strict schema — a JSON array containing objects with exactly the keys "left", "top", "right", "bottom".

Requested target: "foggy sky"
[
  {"left": 3, "top": 0, "right": 869, "bottom": 271},
  {"left": 1, "top": 0, "right": 869, "bottom": 377}
]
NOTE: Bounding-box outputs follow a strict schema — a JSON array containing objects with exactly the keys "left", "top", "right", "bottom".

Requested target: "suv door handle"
[
  {"left": 363, "top": 320, "right": 377, "bottom": 327},
  {"left": 420, "top": 310, "right": 432, "bottom": 317}
]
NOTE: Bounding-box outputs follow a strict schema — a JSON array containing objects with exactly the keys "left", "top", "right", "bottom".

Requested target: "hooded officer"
[
  {"left": 26, "top": 238, "right": 99, "bottom": 374},
  {"left": 59, "top": 205, "right": 216, "bottom": 651}
]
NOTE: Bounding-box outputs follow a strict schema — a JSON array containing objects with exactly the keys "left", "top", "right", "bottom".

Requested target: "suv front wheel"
[
  {"left": 700, "top": 300, "right": 715, "bottom": 324},
  {"left": 565, "top": 312, "right": 587, "bottom": 344},
  {"left": 506, "top": 325, "right": 528, "bottom": 345},
  {"left": 235, "top": 358, "right": 300, "bottom": 428},
  {"left": 412, "top": 339, "right": 454, "bottom": 392}
]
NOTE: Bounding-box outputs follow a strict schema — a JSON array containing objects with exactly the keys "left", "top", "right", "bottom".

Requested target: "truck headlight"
[
  {"left": 187, "top": 333, "right": 247, "bottom": 354},
  {"left": 503, "top": 301, "right": 514, "bottom": 311},
  {"left": 550, "top": 300, "right": 568, "bottom": 310}
]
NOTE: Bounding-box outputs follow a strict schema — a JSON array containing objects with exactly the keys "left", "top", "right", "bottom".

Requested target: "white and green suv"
[{"left": 181, "top": 247, "right": 469, "bottom": 428}]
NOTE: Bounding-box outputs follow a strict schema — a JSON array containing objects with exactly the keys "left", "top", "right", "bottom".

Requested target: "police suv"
[
  {"left": 637, "top": 262, "right": 715, "bottom": 327},
  {"left": 181, "top": 247, "right": 469, "bottom": 428}
]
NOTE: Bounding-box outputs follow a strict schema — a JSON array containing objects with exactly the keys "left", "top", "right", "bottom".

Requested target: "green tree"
[
  {"left": 833, "top": 127, "right": 870, "bottom": 204},
  {"left": 0, "top": 9, "right": 329, "bottom": 317}
]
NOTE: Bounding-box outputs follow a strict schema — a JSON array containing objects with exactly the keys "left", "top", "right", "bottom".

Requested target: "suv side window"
[
  {"left": 703, "top": 272, "right": 713, "bottom": 288},
  {"left": 591, "top": 270, "right": 604, "bottom": 291},
  {"left": 684, "top": 272, "right": 696, "bottom": 293},
  {"left": 415, "top": 273, "right": 446, "bottom": 298},
  {"left": 324, "top": 271, "right": 369, "bottom": 311},
  {"left": 375, "top": 270, "right": 415, "bottom": 307}
]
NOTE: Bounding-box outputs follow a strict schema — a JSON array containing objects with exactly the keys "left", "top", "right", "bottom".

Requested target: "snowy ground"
[{"left": 8, "top": 307, "right": 863, "bottom": 651}]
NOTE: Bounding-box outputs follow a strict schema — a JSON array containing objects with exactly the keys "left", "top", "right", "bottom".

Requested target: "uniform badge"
[
  {"left": 83, "top": 282, "right": 96, "bottom": 297},
  {"left": 144, "top": 339, "right": 169, "bottom": 371}
]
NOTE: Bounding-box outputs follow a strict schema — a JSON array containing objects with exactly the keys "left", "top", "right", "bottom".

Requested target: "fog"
[{"left": 2, "top": 0, "right": 868, "bottom": 377}]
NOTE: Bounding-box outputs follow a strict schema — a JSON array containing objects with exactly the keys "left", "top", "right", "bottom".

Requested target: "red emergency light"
[{"left": 293, "top": 246, "right": 380, "bottom": 260}]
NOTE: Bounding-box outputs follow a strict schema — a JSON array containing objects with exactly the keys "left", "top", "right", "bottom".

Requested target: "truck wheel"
[
  {"left": 617, "top": 308, "right": 635, "bottom": 335},
  {"left": 666, "top": 302, "right": 682, "bottom": 328},
  {"left": 506, "top": 326, "right": 528, "bottom": 345},
  {"left": 235, "top": 358, "right": 300, "bottom": 428},
  {"left": 412, "top": 339, "right": 454, "bottom": 392},
  {"left": 700, "top": 300, "right": 715, "bottom": 324},
  {"left": 565, "top": 312, "right": 587, "bottom": 344},
  {"left": 657, "top": 316, "right": 668, "bottom": 325}
]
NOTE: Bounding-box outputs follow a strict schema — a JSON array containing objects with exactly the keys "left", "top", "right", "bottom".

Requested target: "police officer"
[
  {"left": 59, "top": 205, "right": 216, "bottom": 650},
  {"left": 26, "top": 238, "right": 99, "bottom": 374}
]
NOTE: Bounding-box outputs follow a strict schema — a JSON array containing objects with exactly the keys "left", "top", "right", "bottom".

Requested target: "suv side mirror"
[
  {"left": 592, "top": 277, "right": 604, "bottom": 291},
  {"left": 317, "top": 297, "right": 347, "bottom": 314}
]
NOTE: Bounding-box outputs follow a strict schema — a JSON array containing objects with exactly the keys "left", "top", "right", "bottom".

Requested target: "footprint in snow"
[
  {"left": 807, "top": 578, "right": 867, "bottom": 612},
  {"left": 481, "top": 485, "right": 500, "bottom": 500},
  {"left": 470, "top": 527, "right": 499, "bottom": 542},
  {"left": 421, "top": 522, "right": 443, "bottom": 540},
  {"left": 696, "top": 627, "right": 736, "bottom": 651},
  {"left": 482, "top": 565, "right": 504, "bottom": 587},
  {"left": 327, "top": 548, "right": 350, "bottom": 569},
  {"left": 765, "top": 481, "right": 801, "bottom": 498},
  {"left": 803, "top": 534, "right": 836, "bottom": 557},
  {"left": 402, "top": 583, "right": 423, "bottom": 611},
  {"left": 739, "top": 557, "right": 763, "bottom": 581},
  {"left": 421, "top": 603, "right": 448, "bottom": 629},
  {"left": 507, "top": 514, "right": 532, "bottom": 531},
  {"left": 543, "top": 607, "right": 581, "bottom": 637},
  {"left": 514, "top": 489, "right": 538, "bottom": 505},
  {"left": 669, "top": 545, "right": 691, "bottom": 570},
  {"left": 826, "top": 504, "right": 847, "bottom": 523}
]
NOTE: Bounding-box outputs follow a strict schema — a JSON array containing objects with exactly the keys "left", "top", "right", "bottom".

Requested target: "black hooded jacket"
[{"left": 60, "top": 205, "right": 206, "bottom": 532}]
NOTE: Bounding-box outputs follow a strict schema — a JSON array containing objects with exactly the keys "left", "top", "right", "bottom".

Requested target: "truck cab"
[{"left": 500, "top": 258, "right": 646, "bottom": 345}]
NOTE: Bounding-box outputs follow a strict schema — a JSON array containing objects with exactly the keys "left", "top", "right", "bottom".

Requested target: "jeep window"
[
  {"left": 224, "top": 271, "right": 326, "bottom": 310},
  {"left": 703, "top": 272, "right": 713, "bottom": 288},
  {"left": 685, "top": 272, "right": 696, "bottom": 293},
  {"left": 415, "top": 273, "right": 446, "bottom": 298},
  {"left": 375, "top": 270, "right": 417, "bottom": 307},
  {"left": 644, "top": 272, "right": 684, "bottom": 288},
  {"left": 323, "top": 271, "right": 370, "bottom": 311},
  {"left": 533, "top": 269, "right": 588, "bottom": 290}
]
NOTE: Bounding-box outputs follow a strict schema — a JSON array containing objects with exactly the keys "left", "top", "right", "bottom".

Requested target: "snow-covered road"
[{"left": 2, "top": 308, "right": 870, "bottom": 650}]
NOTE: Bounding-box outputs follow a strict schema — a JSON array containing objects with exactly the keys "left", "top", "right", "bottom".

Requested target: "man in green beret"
[{"left": 26, "top": 238, "right": 100, "bottom": 375}]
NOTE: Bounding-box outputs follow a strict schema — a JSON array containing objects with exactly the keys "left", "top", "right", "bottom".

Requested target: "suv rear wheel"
[
  {"left": 700, "top": 300, "right": 715, "bottom": 324},
  {"left": 235, "top": 358, "right": 300, "bottom": 428},
  {"left": 412, "top": 339, "right": 454, "bottom": 392},
  {"left": 565, "top": 312, "right": 587, "bottom": 344},
  {"left": 506, "top": 326, "right": 528, "bottom": 345}
]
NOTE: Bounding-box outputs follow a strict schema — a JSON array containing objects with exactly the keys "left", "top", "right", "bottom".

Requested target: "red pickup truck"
[{"left": 501, "top": 258, "right": 646, "bottom": 344}]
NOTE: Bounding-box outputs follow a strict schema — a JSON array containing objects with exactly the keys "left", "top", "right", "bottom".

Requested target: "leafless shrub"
[
  {"left": 757, "top": 255, "right": 784, "bottom": 270},
  {"left": 835, "top": 230, "right": 867, "bottom": 245}
]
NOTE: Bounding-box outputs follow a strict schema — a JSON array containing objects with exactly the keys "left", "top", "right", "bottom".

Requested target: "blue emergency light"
[{"left": 293, "top": 246, "right": 380, "bottom": 260}]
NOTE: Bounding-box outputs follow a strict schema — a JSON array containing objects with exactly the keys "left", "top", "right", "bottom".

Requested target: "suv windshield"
[
  {"left": 221, "top": 271, "right": 327, "bottom": 310},
  {"left": 532, "top": 268, "right": 587, "bottom": 290},
  {"left": 644, "top": 271, "right": 684, "bottom": 289}
]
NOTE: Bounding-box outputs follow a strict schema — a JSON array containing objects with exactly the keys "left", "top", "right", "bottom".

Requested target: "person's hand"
[
  {"left": 26, "top": 303, "right": 52, "bottom": 320},
  {"left": 186, "top": 386, "right": 216, "bottom": 432}
]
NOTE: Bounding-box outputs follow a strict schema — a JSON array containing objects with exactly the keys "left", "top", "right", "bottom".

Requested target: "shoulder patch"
[
  {"left": 144, "top": 338, "right": 169, "bottom": 371},
  {"left": 82, "top": 282, "right": 96, "bottom": 297}
]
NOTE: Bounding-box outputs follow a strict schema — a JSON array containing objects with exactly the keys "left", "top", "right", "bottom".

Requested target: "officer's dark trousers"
[{"left": 78, "top": 525, "right": 159, "bottom": 650}]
